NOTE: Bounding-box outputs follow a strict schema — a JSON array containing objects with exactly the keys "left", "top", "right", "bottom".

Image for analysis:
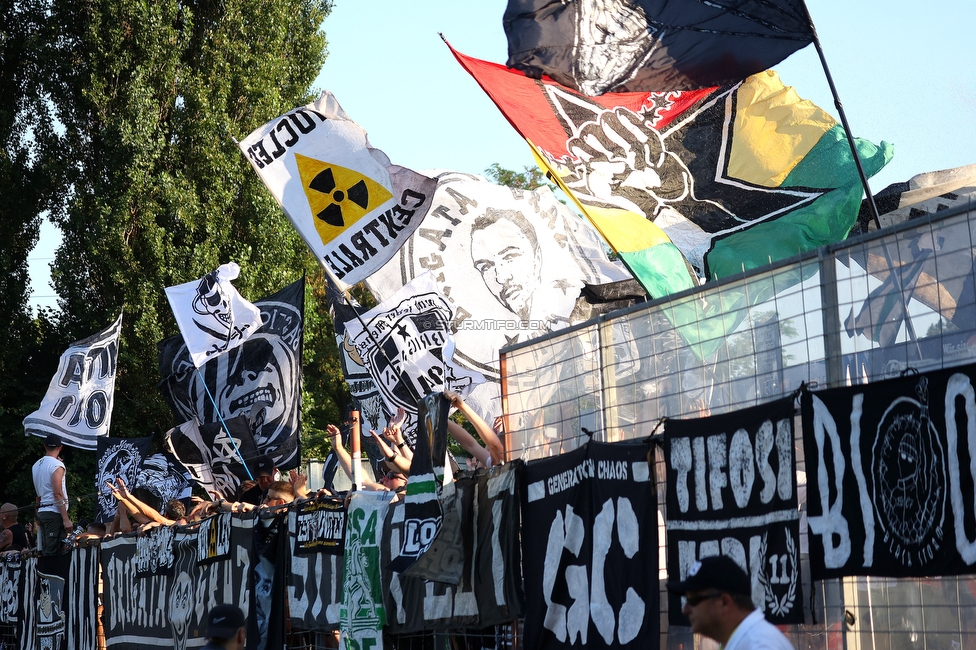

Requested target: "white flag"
[
  {"left": 164, "top": 262, "right": 262, "bottom": 368},
  {"left": 367, "top": 171, "right": 630, "bottom": 420},
  {"left": 24, "top": 314, "right": 123, "bottom": 450},
  {"left": 238, "top": 90, "right": 436, "bottom": 287},
  {"left": 343, "top": 272, "right": 485, "bottom": 435}
]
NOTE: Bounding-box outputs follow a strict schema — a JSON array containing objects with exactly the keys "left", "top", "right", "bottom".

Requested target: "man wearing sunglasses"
[{"left": 666, "top": 556, "right": 794, "bottom": 650}]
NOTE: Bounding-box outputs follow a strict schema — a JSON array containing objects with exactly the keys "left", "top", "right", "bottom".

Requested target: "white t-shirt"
[
  {"left": 723, "top": 609, "right": 795, "bottom": 650},
  {"left": 33, "top": 455, "right": 67, "bottom": 514}
]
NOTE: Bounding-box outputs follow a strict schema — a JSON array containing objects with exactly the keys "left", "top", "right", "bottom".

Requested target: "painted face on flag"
[
  {"left": 192, "top": 270, "right": 233, "bottom": 328},
  {"left": 96, "top": 441, "right": 143, "bottom": 516},
  {"left": 214, "top": 336, "right": 297, "bottom": 451},
  {"left": 136, "top": 454, "right": 191, "bottom": 505},
  {"left": 470, "top": 208, "right": 543, "bottom": 321}
]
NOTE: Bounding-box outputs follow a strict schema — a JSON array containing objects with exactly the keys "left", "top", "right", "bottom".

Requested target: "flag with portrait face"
[
  {"left": 158, "top": 277, "right": 304, "bottom": 470},
  {"left": 367, "top": 171, "right": 629, "bottom": 422},
  {"left": 95, "top": 435, "right": 152, "bottom": 523}
]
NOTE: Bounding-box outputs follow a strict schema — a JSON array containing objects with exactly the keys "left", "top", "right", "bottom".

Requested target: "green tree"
[
  {"left": 484, "top": 162, "right": 550, "bottom": 191},
  {"left": 0, "top": 0, "right": 349, "bottom": 515},
  {"left": 0, "top": 0, "right": 77, "bottom": 513}
]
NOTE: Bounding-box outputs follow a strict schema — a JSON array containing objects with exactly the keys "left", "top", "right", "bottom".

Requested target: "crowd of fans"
[{"left": 1, "top": 390, "right": 504, "bottom": 557}]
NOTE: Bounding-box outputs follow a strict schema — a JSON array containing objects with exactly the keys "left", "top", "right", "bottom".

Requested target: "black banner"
[
  {"left": 135, "top": 450, "right": 193, "bottom": 511},
  {"left": 388, "top": 392, "right": 450, "bottom": 575},
  {"left": 665, "top": 397, "right": 802, "bottom": 625},
  {"left": 383, "top": 462, "right": 524, "bottom": 633},
  {"left": 0, "top": 555, "right": 23, "bottom": 629},
  {"left": 166, "top": 415, "right": 258, "bottom": 499},
  {"left": 292, "top": 496, "right": 346, "bottom": 555},
  {"left": 96, "top": 435, "right": 152, "bottom": 522},
  {"left": 159, "top": 277, "right": 305, "bottom": 470},
  {"left": 288, "top": 498, "right": 346, "bottom": 631},
  {"left": 22, "top": 557, "right": 68, "bottom": 650},
  {"left": 802, "top": 363, "right": 976, "bottom": 579},
  {"left": 520, "top": 442, "right": 658, "bottom": 650},
  {"left": 67, "top": 545, "right": 99, "bottom": 650},
  {"left": 250, "top": 510, "right": 290, "bottom": 650},
  {"left": 136, "top": 524, "right": 177, "bottom": 577},
  {"left": 101, "top": 513, "right": 254, "bottom": 649}
]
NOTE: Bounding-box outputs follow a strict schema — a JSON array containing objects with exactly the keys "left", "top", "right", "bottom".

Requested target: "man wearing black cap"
[
  {"left": 667, "top": 556, "right": 795, "bottom": 650},
  {"left": 203, "top": 603, "right": 246, "bottom": 649},
  {"left": 240, "top": 455, "right": 276, "bottom": 506},
  {"left": 31, "top": 433, "right": 72, "bottom": 555}
]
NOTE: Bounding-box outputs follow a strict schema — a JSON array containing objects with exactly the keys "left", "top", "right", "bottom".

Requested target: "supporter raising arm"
[
  {"left": 326, "top": 423, "right": 408, "bottom": 496},
  {"left": 443, "top": 390, "right": 505, "bottom": 467},
  {"left": 107, "top": 478, "right": 176, "bottom": 527}
]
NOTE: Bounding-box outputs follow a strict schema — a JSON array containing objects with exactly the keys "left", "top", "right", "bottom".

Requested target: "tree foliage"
[
  {"left": 483, "top": 162, "right": 550, "bottom": 191},
  {"left": 0, "top": 0, "right": 356, "bottom": 517}
]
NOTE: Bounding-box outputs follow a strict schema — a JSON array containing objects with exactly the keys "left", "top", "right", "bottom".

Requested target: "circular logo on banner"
[
  {"left": 382, "top": 172, "right": 604, "bottom": 382},
  {"left": 872, "top": 379, "right": 946, "bottom": 567}
]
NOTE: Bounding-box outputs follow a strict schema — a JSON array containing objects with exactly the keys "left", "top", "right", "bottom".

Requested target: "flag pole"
[
  {"left": 802, "top": 3, "right": 882, "bottom": 231},
  {"left": 803, "top": 3, "right": 922, "bottom": 354},
  {"left": 320, "top": 263, "right": 424, "bottom": 407},
  {"left": 195, "top": 368, "right": 255, "bottom": 481}
]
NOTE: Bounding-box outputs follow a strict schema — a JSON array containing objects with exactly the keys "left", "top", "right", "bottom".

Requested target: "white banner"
[
  {"left": 24, "top": 314, "right": 122, "bottom": 449},
  {"left": 239, "top": 91, "right": 436, "bottom": 287},
  {"left": 343, "top": 273, "right": 484, "bottom": 433},
  {"left": 164, "top": 262, "right": 262, "bottom": 368},
  {"left": 367, "top": 171, "right": 629, "bottom": 420}
]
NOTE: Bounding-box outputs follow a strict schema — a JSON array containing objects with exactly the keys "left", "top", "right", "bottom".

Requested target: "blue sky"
[{"left": 29, "top": 0, "right": 976, "bottom": 310}]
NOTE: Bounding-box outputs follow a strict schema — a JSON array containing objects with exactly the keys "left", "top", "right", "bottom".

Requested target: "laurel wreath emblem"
[{"left": 757, "top": 530, "right": 798, "bottom": 616}]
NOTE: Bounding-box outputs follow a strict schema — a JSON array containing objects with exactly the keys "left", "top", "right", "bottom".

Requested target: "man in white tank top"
[{"left": 32, "top": 433, "right": 73, "bottom": 555}]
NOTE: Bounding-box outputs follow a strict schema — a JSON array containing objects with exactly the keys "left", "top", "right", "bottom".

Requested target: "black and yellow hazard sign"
[{"left": 296, "top": 153, "right": 393, "bottom": 243}]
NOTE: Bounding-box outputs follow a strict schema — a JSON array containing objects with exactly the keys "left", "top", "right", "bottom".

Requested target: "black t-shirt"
[
  {"left": 239, "top": 484, "right": 267, "bottom": 506},
  {"left": 4, "top": 523, "right": 30, "bottom": 551}
]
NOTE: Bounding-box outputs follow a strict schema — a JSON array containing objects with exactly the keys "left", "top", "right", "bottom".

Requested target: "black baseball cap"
[
  {"left": 666, "top": 556, "right": 751, "bottom": 596},
  {"left": 206, "top": 603, "right": 245, "bottom": 639},
  {"left": 253, "top": 455, "right": 275, "bottom": 477},
  {"left": 44, "top": 433, "right": 63, "bottom": 448}
]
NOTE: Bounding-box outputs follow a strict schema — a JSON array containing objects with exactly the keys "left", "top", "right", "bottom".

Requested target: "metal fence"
[{"left": 500, "top": 202, "right": 976, "bottom": 650}]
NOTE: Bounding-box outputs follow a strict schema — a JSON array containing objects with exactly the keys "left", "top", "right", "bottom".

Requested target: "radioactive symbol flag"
[
  {"left": 239, "top": 91, "right": 435, "bottom": 288},
  {"left": 296, "top": 153, "right": 394, "bottom": 242}
]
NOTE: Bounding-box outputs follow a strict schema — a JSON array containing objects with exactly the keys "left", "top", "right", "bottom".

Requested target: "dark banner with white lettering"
[
  {"left": 250, "top": 510, "right": 289, "bottom": 650},
  {"left": 67, "top": 545, "right": 100, "bottom": 650},
  {"left": 520, "top": 442, "right": 658, "bottom": 650},
  {"left": 22, "top": 557, "right": 68, "bottom": 650},
  {"left": 101, "top": 513, "right": 253, "bottom": 649},
  {"left": 0, "top": 555, "right": 23, "bottom": 634},
  {"left": 288, "top": 498, "right": 346, "bottom": 631},
  {"left": 802, "top": 363, "right": 976, "bottom": 580},
  {"left": 383, "top": 462, "right": 524, "bottom": 633},
  {"left": 665, "top": 397, "right": 802, "bottom": 625}
]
